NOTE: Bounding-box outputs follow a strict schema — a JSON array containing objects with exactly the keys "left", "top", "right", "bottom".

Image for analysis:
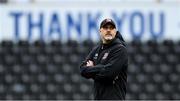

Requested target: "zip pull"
[
  {"left": 113, "top": 80, "right": 115, "bottom": 84},
  {"left": 113, "top": 76, "right": 119, "bottom": 84}
]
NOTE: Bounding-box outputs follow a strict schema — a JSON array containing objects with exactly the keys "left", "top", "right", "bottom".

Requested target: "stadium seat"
[{"left": 0, "top": 40, "right": 180, "bottom": 100}]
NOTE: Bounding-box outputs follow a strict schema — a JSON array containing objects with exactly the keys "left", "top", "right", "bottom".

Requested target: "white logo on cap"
[{"left": 106, "top": 19, "right": 112, "bottom": 22}]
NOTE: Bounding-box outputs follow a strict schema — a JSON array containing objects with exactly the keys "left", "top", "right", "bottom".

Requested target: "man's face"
[{"left": 99, "top": 24, "right": 116, "bottom": 44}]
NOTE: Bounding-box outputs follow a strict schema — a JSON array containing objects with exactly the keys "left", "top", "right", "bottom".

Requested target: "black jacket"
[{"left": 80, "top": 31, "right": 128, "bottom": 100}]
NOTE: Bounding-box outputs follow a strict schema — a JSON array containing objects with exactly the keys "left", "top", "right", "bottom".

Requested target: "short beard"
[
  {"left": 103, "top": 36, "right": 114, "bottom": 44},
  {"left": 105, "top": 35, "right": 113, "bottom": 41}
]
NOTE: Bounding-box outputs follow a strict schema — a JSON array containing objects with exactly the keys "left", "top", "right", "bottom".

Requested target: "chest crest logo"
[{"left": 102, "top": 52, "right": 109, "bottom": 60}]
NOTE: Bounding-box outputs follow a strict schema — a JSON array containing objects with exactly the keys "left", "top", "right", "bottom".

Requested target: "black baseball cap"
[{"left": 100, "top": 18, "right": 116, "bottom": 28}]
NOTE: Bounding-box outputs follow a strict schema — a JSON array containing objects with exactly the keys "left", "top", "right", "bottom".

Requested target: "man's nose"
[{"left": 107, "top": 28, "right": 111, "bottom": 31}]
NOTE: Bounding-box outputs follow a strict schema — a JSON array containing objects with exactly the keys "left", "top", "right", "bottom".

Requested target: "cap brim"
[{"left": 101, "top": 22, "right": 116, "bottom": 28}]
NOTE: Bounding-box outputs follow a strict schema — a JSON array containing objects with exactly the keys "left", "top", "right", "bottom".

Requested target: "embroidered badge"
[{"left": 102, "top": 52, "right": 109, "bottom": 60}]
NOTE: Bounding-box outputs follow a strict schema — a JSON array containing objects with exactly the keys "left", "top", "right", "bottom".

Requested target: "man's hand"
[{"left": 86, "top": 60, "right": 94, "bottom": 67}]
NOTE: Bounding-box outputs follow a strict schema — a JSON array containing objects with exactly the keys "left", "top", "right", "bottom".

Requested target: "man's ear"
[{"left": 100, "top": 28, "right": 103, "bottom": 32}]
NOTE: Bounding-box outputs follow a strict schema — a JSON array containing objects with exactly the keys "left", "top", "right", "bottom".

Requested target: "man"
[{"left": 80, "top": 18, "right": 128, "bottom": 100}]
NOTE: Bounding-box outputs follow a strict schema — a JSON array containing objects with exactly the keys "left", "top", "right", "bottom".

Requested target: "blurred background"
[{"left": 0, "top": 0, "right": 180, "bottom": 100}]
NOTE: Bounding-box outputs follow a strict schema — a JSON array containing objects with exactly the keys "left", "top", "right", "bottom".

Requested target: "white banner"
[{"left": 0, "top": 3, "right": 180, "bottom": 42}]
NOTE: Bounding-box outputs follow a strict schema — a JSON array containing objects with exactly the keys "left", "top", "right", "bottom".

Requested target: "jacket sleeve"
[
  {"left": 80, "top": 45, "right": 128, "bottom": 80},
  {"left": 79, "top": 46, "right": 98, "bottom": 79}
]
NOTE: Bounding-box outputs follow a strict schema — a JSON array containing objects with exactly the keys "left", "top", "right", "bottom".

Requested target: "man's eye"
[{"left": 109, "top": 27, "right": 114, "bottom": 29}]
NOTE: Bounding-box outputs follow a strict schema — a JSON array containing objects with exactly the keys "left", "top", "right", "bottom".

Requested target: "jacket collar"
[{"left": 100, "top": 38, "right": 123, "bottom": 50}]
